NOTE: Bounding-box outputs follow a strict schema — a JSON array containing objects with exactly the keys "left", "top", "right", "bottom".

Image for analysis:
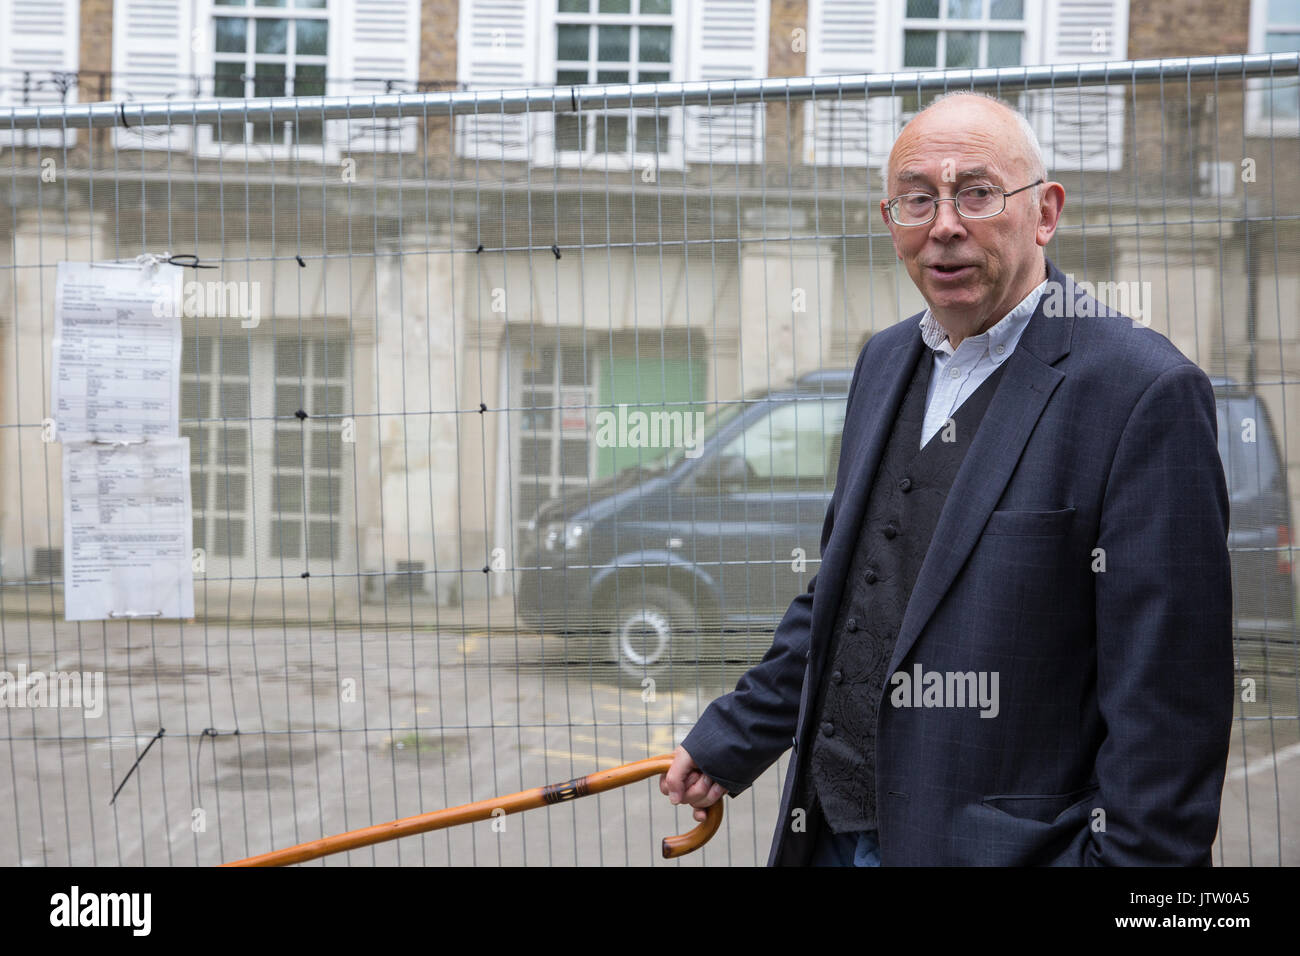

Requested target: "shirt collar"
[{"left": 918, "top": 278, "right": 1048, "bottom": 360}]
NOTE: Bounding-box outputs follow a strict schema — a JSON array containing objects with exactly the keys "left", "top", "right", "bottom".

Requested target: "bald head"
[{"left": 884, "top": 92, "right": 1047, "bottom": 196}]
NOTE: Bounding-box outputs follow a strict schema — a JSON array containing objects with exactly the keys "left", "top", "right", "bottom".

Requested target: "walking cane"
[{"left": 221, "top": 753, "right": 723, "bottom": 866}]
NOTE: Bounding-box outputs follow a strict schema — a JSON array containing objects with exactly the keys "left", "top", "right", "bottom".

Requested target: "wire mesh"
[{"left": 1, "top": 53, "right": 1298, "bottom": 866}]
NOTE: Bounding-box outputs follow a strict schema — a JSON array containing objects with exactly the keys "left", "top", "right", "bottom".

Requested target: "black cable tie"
[
  {"left": 117, "top": 102, "right": 131, "bottom": 129},
  {"left": 475, "top": 244, "right": 484, "bottom": 254},
  {"left": 295, "top": 409, "right": 309, "bottom": 420},
  {"left": 301, "top": 571, "right": 310, "bottom": 578},
  {"left": 195, "top": 727, "right": 238, "bottom": 807},
  {"left": 551, "top": 244, "right": 561, "bottom": 259},
  {"left": 296, "top": 255, "right": 306, "bottom": 267},
  {"left": 110, "top": 728, "right": 165, "bottom": 805},
  {"left": 165, "top": 253, "right": 217, "bottom": 270},
  {"left": 478, "top": 402, "right": 488, "bottom": 413},
  {"left": 570, "top": 87, "right": 577, "bottom": 112},
  {"left": 482, "top": 565, "right": 490, "bottom": 574}
]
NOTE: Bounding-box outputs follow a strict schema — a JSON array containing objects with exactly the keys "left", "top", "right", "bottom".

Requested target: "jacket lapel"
[{"left": 885, "top": 259, "right": 1076, "bottom": 677}]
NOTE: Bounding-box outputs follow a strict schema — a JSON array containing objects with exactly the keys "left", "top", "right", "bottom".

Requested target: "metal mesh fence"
[{"left": 1, "top": 53, "right": 1298, "bottom": 865}]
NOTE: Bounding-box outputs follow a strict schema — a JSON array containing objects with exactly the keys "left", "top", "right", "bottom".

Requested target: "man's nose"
[{"left": 928, "top": 198, "right": 967, "bottom": 241}]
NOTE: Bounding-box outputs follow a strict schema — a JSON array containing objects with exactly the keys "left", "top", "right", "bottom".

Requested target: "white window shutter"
[
  {"left": 683, "top": 0, "right": 770, "bottom": 166},
  {"left": 0, "top": 0, "right": 80, "bottom": 147},
  {"left": 1033, "top": 0, "right": 1128, "bottom": 171},
  {"left": 803, "top": 0, "right": 891, "bottom": 168},
  {"left": 456, "top": 0, "right": 538, "bottom": 161},
  {"left": 342, "top": 0, "right": 422, "bottom": 153},
  {"left": 111, "top": 0, "right": 196, "bottom": 151}
]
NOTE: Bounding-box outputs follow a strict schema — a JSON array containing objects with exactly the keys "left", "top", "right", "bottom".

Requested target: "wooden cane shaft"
[{"left": 221, "top": 754, "right": 722, "bottom": 866}]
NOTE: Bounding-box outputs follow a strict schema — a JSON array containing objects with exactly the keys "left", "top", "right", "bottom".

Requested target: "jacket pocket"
[
  {"left": 982, "top": 506, "right": 1076, "bottom": 537},
  {"left": 981, "top": 783, "right": 1100, "bottom": 825}
]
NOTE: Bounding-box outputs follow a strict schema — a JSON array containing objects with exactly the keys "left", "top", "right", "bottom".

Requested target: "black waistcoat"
[{"left": 807, "top": 343, "right": 1010, "bottom": 833}]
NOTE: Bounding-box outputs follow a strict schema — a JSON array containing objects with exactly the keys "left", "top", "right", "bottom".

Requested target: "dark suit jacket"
[{"left": 681, "top": 259, "right": 1234, "bottom": 866}]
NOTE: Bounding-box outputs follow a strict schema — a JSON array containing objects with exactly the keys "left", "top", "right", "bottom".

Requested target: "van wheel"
[{"left": 611, "top": 584, "right": 699, "bottom": 679}]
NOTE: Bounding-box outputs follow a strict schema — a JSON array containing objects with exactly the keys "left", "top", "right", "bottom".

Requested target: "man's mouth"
[{"left": 927, "top": 263, "right": 975, "bottom": 280}]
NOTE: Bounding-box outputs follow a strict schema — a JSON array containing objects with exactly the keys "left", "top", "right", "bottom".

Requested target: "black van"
[
  {"left": 515, "top": 370, "right": 1295, "bottom": 676},
  {"left": 1213, "top": 377, "right": 1297, "bottom": 652}
]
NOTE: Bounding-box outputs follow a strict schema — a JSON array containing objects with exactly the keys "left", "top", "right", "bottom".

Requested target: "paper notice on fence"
[
  {"left": 62, "top": 438, "right": 195, "bottom": 622},
  {"left": 52, "top": 259, "right": 183, "bottom": 442}
]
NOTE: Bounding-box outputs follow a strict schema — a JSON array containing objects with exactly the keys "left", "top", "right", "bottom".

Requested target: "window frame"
[
  {"left": 195, "top": 0, "right": 345, "bottom": 163},
  {"left": 892, "top": 0, "right": 1042, "bottom": 125},
  {"left": 508, "top": 341, "right": 601, "bottom": 559},
  {"left": 1247, "top": 0, "right": 1300, "bottom": 138},
  {"left": 181, "top": 333, "right": 255, "bottom": 562},
  {"left": 900, "top": 0, "right": 1030, "bottom": 71},
  {"left": 537, "top": 0, "right": 689, "bottom": 172},
  {"left": 181, "top": 328, "right": 352, "bottom": 570},
  {"left": 270, "top": 335, "right": 350, "bottom": 564}
]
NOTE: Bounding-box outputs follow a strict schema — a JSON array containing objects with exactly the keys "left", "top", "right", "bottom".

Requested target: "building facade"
[{"left": 1, "top": 0, "right": 1295, "bottom": 619}]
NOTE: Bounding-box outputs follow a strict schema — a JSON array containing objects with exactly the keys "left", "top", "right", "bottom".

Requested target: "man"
[{"left": 660, "top": 92, "right": 1234, "bottom": 866}]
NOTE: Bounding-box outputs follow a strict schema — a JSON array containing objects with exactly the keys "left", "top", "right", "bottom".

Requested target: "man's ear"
[{"left": 1035, "top": 181, "right": 1066, "bottom": 248}]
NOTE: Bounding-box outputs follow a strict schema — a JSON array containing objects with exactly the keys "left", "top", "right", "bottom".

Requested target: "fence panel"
[{"left": 1, "top": 53, "right": 1297, "bottom": 865}]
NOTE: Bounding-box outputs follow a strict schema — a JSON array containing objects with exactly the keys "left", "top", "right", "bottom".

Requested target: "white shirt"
[{"left": 918, "top": 279, "right": 1047, "bottom": 449}]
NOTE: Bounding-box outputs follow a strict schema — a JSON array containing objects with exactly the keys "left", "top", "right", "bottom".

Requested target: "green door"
[{"left": 596, "top": 355, "right": 707, "bottom": 478}]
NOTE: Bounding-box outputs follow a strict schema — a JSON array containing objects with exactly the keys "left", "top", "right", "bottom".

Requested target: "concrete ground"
[{"left": 0, "top": 605, "right": 1295, "bottom": 866}]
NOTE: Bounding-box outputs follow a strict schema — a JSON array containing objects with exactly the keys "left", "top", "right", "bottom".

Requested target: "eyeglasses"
[{"left": 884, "top": 179, "right": 1045, "bottom": 226}]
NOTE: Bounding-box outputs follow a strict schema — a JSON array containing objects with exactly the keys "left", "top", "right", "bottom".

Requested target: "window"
[
  {"left": 182, "top": 335, "right": 253, "bottom": 559},
  {"left": 181, "top": 332, "right": 350, "bottom": 566},
  {"left": 552, "top": 0, "right": 676, "bottom": 163},
  {"left": 660, "top": 401, "right": 746, "bottom": 470},
  {"left": 1249, "top": 0, "right": 1300, "bottom": 134},
  {"left": 211, "top": 0, "right": 329, "bottom": 147},
  {"left": 1218, "top": 397, "right": 1281, "bottom": 504},
  {"left": 513, "top": 343, "right": 596, "bottom": 552},
  {"left": 720, "top": 399, "right": 847, "bottom": 491},
  {"left": 271, "top": 337, "right": 349, "bottom": 562},
  {"left": 900, "top": 0, "right": 1026, "bottom": 112}
]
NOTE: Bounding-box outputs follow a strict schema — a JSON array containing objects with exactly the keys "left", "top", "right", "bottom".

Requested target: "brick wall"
[
  {"left": 420, "top": 0, "right": 460, "bottom": 174},
  {"left": 1128, "top": 0, "right": 1248, "bottom": 57},
  {"left": 766, "top": 0, "right": 808, "bottom": 170},
  {"left": 79, "top": 0, "right": 114, "bottom": 156}
]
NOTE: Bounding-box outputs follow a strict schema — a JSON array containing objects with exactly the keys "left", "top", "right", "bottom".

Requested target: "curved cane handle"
[{"left": 662, "top": 799, "right": 724, "bottom": 858}]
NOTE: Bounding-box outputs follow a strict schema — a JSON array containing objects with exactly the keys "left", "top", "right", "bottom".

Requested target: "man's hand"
[{"left": 660, "top": 745, "right": 726, "bottom": 823}]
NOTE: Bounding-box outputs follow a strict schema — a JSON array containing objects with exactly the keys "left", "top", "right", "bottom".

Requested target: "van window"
[
  {"left": 720, "top": 399, "right": 848, "bottom": 489},
  {"left": 1217, "top": 397, "right": 1280, "bottom": 502},
  {"left": 659, "top": 400, "right": 747, "bottom": 469}
]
